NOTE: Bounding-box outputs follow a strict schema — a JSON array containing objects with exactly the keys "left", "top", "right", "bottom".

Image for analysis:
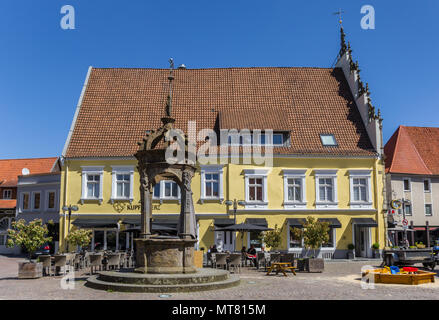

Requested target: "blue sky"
[{"left": 0, "top": 0, "right": 438, "bottom": 159}]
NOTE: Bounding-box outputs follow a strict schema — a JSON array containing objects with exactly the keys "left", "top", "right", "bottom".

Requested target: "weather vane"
[{"left": 333, "top": 8, "right": 344, "bottom": 26}]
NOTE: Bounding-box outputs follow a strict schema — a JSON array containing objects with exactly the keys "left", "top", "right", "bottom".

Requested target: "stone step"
[
  {"left": 85, "top": 274, "right": 240, "bottom": 293},
  {"left": 97, "top": 268, "right": 230, "bottom": 285}
]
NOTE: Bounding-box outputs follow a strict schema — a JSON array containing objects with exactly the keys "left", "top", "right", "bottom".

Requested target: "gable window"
[
  {"left": 81, "top": 166, "right": 104, "bottom": 204},
  {"left": 22, "top": 193, "right": 30, "bottom": 211},
  {"left": 153, "top": 180, "right": 181, "bottom": 202},
  {"left": 47, "top": 191, "right": 56, "bottom": 210},
  {"left": 403, "top": 178, "right": 411, "bottom": 192},
  {"left": 315, "top": 170, "right": 338, "bottom": 209},
  {"left": 320, "top": 134, "right": 337, "bottom": 146},
  {"left": 33, "top": 192, "right": 41, "bottom": 210},
  {"left": 111, "top": 166, "right": 134, "bottom": 203},
  {"left": 227, "top": 131, "right": 285, "bottom": 146},
  {"left": 425, "top": 204, "right": 433, "bottom": 216},
  {"left": 283, "top": 169, "right": 306, "bottom": 208},
  {"left": 424, "top": 179, "right": 431, "bottom": 192},
  {"left": 2, "top": 190, "right": 12, "bottom": 199},
  {"left": 200, "top": 165, "right": 224, "bottom": 203},
  {"left": 349, "top": 170, "right": 372, "bottom": 208},
  {"left": 244, "top": 169, "right": 269, "bottom": 208}
]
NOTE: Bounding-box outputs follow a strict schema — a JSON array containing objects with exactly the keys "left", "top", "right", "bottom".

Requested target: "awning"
[
  {"left": 287, "top": 218, "right": 306, "bottom": 228},
  {"left": 352, "top": 218, "right": 378, "bottom": 228},
  {"left": 72, "top": 218, "right": 119, "bottom": 229},
  {"left": 245, "top": 218, "right": 268, "bottom": 227},
  {"left": 413, "top": 227, "right": 438, "bottom": 231},
  {"left": 214, "top": 218, "right": 235, "bottom": 227},
  {"left": 387, "top": 227, "right": 415, "bottom": 232},
  {"left": 287, "top": 218, "right": 341, "bottom": 228},
  {"left": 319, "top": 218, "right": 342, "bottom": 228},
  {"left": 121, "top": 217, "right": 178, "bottom": 228}
]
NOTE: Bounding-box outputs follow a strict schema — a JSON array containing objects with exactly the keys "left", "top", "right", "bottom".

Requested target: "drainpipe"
[{"left": 63, "top": 158, "right": 69, "bottom": 252}]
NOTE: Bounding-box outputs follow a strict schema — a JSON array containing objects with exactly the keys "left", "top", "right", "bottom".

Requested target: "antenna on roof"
[{"left": 165, "top": 58, "right": 175, "bottom": 117}]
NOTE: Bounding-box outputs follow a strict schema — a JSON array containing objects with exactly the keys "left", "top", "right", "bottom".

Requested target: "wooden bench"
[{"left": 266, "top": 262, "right": 296, "bottom": 277}]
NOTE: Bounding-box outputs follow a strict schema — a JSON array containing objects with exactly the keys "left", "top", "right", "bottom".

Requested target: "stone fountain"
[{"left": 86, "top": 59, "right": 239, "bottom": 292}]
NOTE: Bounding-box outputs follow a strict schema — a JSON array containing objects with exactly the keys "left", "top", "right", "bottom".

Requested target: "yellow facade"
[{"left": 59, "top": 156, "right": 386, "bottom": 258}]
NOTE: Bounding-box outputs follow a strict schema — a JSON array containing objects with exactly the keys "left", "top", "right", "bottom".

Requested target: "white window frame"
[
  {"left": 81, "top": 166, "right": 104, "bottom": 204},
  {"left": 152, "top": 180, "right": 181, "bottom": 204},
  {"left": 21, "top": 192, "right": 30, "bottom": 212},
  {"left": 349, "top": 170, "right": 373, "bottom": 209},
  {"left": 403, "top": 178, "right": 411, "bottom": 192},
  {"left": 200, "top": 165, "right": 224, "bottom": 203},
  {"left": 315, "top": 170, "right": 338, "bottom": 209},
  {"left": 425, "top": 204, "right": 433, "bottom": 216},
  {"left": 283, "top": 169, "right": 306, "bottom": 209},
  {"left": 424, "top": 179, "right": 431, "bottom": 193},
  {"left": 2, "top": 189, "right": 12, "bottom": 199},
  {"left": 32, "top": 191, "right": 41, "bottom": 211},
  {"left": 46, "top": 189, "right": 58, "bottom": 211},
  {"left": 243, "top": 169, "right": 269, "bottom": 208},
  {"left": 111, "top": 166, "right": 134, "bottom": 204}
]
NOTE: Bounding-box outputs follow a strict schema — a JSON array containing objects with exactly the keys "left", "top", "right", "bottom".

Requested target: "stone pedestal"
[{"left": 135, "top": 238, "right": 197, "bottom": 274}]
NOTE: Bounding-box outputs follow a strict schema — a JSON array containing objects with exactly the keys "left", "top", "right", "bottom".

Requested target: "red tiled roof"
[
  {"left": 0, "top": 157, "right": 58, "bottom": 187},
  {"left": 64, "top": 67, "right": 376, "bottom": 158},
  {"left": 385, "top": 126, "right": 439, "bottom": 175},
  {"left": 0, "top": 199, "right": 16, "bottom": 209}
]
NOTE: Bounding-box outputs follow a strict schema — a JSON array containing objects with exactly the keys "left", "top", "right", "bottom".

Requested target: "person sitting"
[
  {"left": 211, "top": 244, "right": 218, "bottom": 253},
  {"left": 246, "top": 245, "right": 258, "bottom": 268}
]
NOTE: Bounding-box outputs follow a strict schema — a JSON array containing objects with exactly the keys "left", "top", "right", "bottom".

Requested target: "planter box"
[
  {"left": 347, "top": 251, "right": 355, "bottom": 259},
  {"left": 18, "top": 261, "right": 43, "bottom": 279},
  {"left": 308, "top": 258, "right": 324, "bottom": 272},
  {"left": 297, "top": 258, "right": 324, "bottom": 272},
  {"left": 373, "top": 249, "right": 381, "bottom": 259}
]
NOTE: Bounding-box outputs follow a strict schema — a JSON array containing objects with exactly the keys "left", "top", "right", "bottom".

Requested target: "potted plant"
[
  {"left": 261, "top": 224, "right": 282, "bottom": 252},
  {"left": 66, "top": 227, "right": 92, "bottom": 253},
  {"left": 291, "top": 217, "right": 330, "bottom": 272},
  {"left": 347, "top": 243, "right": 355, "bottom": 259},
  {"left": 7, "top": 219, "right": 52, "bottom": 279},
  {"left": 372, "top": 242, "right": 380, "bottom": 258}
]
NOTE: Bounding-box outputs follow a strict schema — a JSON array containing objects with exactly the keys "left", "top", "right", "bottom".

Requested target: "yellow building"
[{"left": 59, "top": 29, "right": 387, "bottom": 258}]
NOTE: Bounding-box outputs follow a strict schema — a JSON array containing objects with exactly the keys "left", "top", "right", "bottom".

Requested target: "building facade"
[
  {"left": 16, "top": 172, "right": 61, "bottom": 253},
  {"left": 385, "top": 126, "right": 439, "bottom": 247},
  {"left": 59, "top": 29, "right": 387, "bottom": 258},
  {"left": 0, "top": 157, "right": 58, "bottom": 254}
]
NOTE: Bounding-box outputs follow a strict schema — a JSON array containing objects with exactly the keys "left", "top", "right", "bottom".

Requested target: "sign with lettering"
[{"left": 112, "top": 202, "right": 160, "bottom": 213}]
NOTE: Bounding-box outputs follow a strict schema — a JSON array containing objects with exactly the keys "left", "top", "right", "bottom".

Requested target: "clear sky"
[{"left": 0, "top": 0, "right": 438, "bottom": 159}]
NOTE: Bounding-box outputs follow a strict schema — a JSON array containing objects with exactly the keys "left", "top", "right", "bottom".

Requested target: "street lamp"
[
  {"left": 224, "top": 199, "right": 245, "bottom": 224},
  {"left": 62, "top": 204, "right": 79, "bottom": 234}
]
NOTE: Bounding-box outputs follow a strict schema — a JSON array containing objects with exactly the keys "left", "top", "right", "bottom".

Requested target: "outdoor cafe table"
[{"left": 266, "top": 262, "right": 296, "bottom": 277}]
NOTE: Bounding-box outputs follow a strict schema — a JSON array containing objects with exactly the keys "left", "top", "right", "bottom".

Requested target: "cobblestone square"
[{"left": 1, "top": 255, "right": 439, "bottom": 300}]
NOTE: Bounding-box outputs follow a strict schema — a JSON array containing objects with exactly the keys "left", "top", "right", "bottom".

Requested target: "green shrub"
[
  {"left": 347, "top": 243, "right": 355, "bottom": 250},
  {"left": 372, "top": 242, "right": 379, "bottom": 249}
]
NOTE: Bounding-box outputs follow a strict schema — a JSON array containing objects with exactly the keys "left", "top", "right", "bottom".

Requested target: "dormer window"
[
  {"left": 320, "top": 134, "right": 337, "bottom": 146},
  {"left": 227, "top": 131, "right": 286, "bottom": 146}
]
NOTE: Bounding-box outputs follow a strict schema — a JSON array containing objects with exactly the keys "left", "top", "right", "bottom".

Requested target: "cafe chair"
[
  {"left": 228, "top": 253, "right": 241, "bottom": 274},
  {"left": 215, "top": 253, "right": 228, "bottom": 270}
]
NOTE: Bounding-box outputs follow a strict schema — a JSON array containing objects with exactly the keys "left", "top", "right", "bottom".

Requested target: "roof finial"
[
  {"left": 334, "top": 9, "right": 347, "bottom": 57},
  {"left": 165, "top": 58, "right": 175, "bottom": 117}
]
